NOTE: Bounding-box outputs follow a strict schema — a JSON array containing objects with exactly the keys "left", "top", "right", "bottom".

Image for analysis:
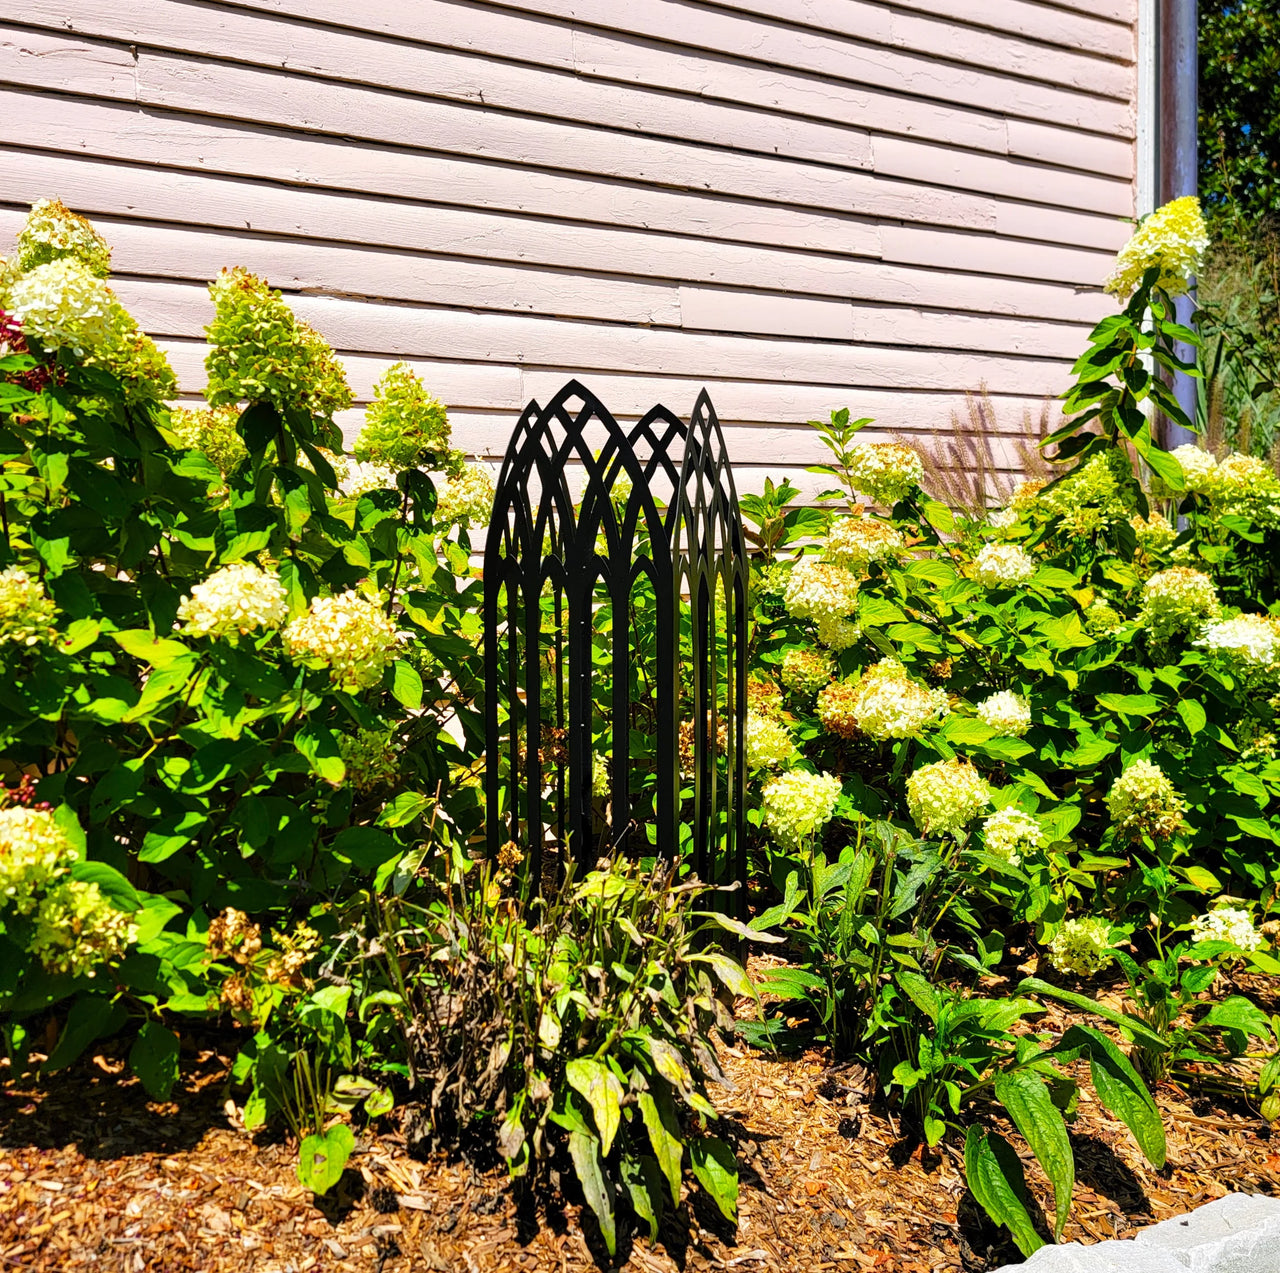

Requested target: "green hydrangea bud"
[{"left": 354, "top": 362, "right": 450, "bottom": 469}]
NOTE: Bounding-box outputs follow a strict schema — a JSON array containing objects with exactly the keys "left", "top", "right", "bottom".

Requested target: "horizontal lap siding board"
[{"left": 1, "top": 0, "right": 1137, "bottom": 490}]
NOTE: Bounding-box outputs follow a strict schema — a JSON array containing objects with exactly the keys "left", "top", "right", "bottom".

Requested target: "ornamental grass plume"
[
  {"left": 980, "top": 807, "right": 1045, "bottom": 867},
  {"left": 1190, "top": 905, "right": 1265, "bottom": 953},
  {"left": 282, "top": 589, "right": 400, "bottom": 691},
  {"left": 825, "top": 515, "right": 905, "bottom": 569},
  {"left": 975, "top": 690, "right": 1032, "bottom": 738},
  {"left": 1106, "top": 758, "right": 1187, "bottom": 844},
  {"left": 844, "top": 441, "right": 924, "bottom": 507},
  {"left": 972, "top": 543, "right": 1037, "bottom": 589},
  {"left": 434, "top": 464, "right": 495, "bottom": 528},
  {"left": 29, "top": 877, "right": 137, "bottom": 978},
  {"left": 176, "top": 562, "right": 288, "bottom": 640},
  {"left": 1196, "top": 613, "right": 1280, "bottom": 678},
  {"left": 822, "top": 658, "right": 949, "bottom": 741},
  {"left": 1139, "top": 566, "right": 1219, "bottom": 641},
  {"left": 1104, "top": 195, "right": 1209, "bottom": 300},
  {"left": 16, "top": 198, "right": 112, "bottom": 277},
  {"left": 760, "top": 769, "right": 843, "bottom": 851},
  {"left": 0, "top": 568, "right": 57, "bottom": 647},
  {"left": 168, "top": 405, "right": 248, "bottom": 475},
  {"left": 906, "top": 757, "right": 991, "bottom": 836},
  {"left": 745, "top": 710, "right": 794, "bottom": 771},
  {"left": 0, "top": 805, "right": 74, "bottom": 914},
  {"left": 205, "top": 267, "right": 353, "bottom": 418},
  {"left": 354, "top": 361, "right": 451, "bottom": 469},
  {"left": 1046, "top": 916, "right": 1114, "bottom": 978},
  {"left": 780, "top": 646, "right": 833, "bottom": 697}
]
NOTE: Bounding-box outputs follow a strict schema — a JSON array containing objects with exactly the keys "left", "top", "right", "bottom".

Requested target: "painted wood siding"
[{"left": 1, "top": 0, "right": 1137, "bottom": 492}]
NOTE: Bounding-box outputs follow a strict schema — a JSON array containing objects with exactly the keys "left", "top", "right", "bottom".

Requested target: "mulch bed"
[{"left": 3, "top": 977, "right": 1279, "bottom": 1273}]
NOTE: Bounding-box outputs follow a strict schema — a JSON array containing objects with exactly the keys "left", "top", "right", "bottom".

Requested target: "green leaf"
[
  {"left": 623, "top": 1155, "right": 664, "bottom": 1245},
  {"left": 689, "top": 1137, "right": 738, "bottom": 1223},
  {"left": 1017, "top": 977, "right": 1169, "bottom": 1055},
  {"left": 896, "top": 970, "right": 940, "bottom": 1023},
  {"left": 46, "top": 996, "right": 127, "bottom": 1071},
  {"left": 1177, "top": 699, "right": 1207, "bottom": 736},
  {"left": 964, "top": 1126, "right": 1044, "bottom": 1257},
  {"left": 295, "top": 725, "right": 345, "bottom": 785},
  {"left": 1201, "top": 996, "right": 1272, "bottom": 1039},
  {"left": 297, "top": 1123, "right": 355, "bottom": 1196},
  {"left": 637, "top": 1083, "right": 684, "bottom": 1205},
  {"left": 129, "top": 1021, "right": 180, "bottom": 1101},
  {"left": 1053, "top": 1025, "right": 1166, "bottom": 1169},
  {"left": 994, "top": 1069, "right": 1073, "bottom": 1239},
  {"left": 377, "top": 792, "right": 435, "bottom": 828},
  {"left": 698, "top": 911, "right": 784, "bottom": 943},
  {"left": 565, "top": 1058, "right": 625, "bottom": 1157},
  {"left": 390, "top": 659, "right": 423, "bottom": 710},
  {"left": 69, "top": 859, "right": 140, "bottom": 914},
  {"left": 692, "top": 951, "right": 754, "bottom": 999},
  {"left": 568, "top": 1129, "right": 616, "bottom": 1255},
  {"left": 332, "top": 825, "right": 400, "bottom": 869},
  {"left": 1096, "top": 692, "right": 1163, "bottom": 717},
  {"left": 111, "top": 629, "right": 193, "bottom": 669}
]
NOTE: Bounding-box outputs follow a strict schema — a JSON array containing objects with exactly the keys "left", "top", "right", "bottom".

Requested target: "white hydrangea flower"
[
  {"left": 1189, "top": 905, "right": 1264, "bottom": 953},
  {"left": 987, "top": 508, "right": 1018, "bottom": 530},
  {"left": 283, "top": 590, "right": 401, "bottom": 691},
  {"left": 0, "top": 805, "right": 75, "bottom": 915},
  {"left": 6, "top": 258, "right": 118, "bottom": 357},
  {"left": 980, "top": 807, "right": 1045, "bottom": 867},
  {"left": 906, "top": 758, "right": 991, "bottom": 836},
  {"left": 1169, "top": 444, "right": 1219, "bottom": 494},
  {"left": 339, "top": 459, "right": 399, "bottom": 498},
  {"left": 30, "top": 877, "right": 137, "bottom": 979},
  {"left": 843, "top": 442, "right": 924, "bottom": 506},
  {"left": 820, "top": 659, "right": 949, "bottom": 741},
  {"left": 592, "top": 752, "right": 609, "bottom": 797},
  {"left": 814, "top": 615, "right": 862, "bottom": 652},
  {"left": 0, "top": 568, "right": 57, "bottom": 647},
  {"left": 1104, "top": 196, "right": 1209, "bottom": 300},
  {"left": 976, "top": 690, "right": 1032, "bottom": 738},
  {"left": 1196, "top": 614, "right": 1280, "bottom": 675},
  {"left": 176, "top": 562, "right": 288, "bottom": 639},
  {"left": 1106, "top": 759, "right": 1186, "bottom": 844},
  {"left": 972, "top": 543, "right": 1037, "bottom": 589},
  {"left": 435, "top": 464, "right": 495, "bottom": 527},
  {"left": 760, "top": 769, "right": 843, "bottom": 851},
  {"left": 1140, "top": 567, "right": 1219, "bottom": 640},
  {"left": 1046, "top": 916, "right": 1114, "bottom": 977},
  {"left": 783, "top": 557, "right": 861, "bottom": 627},
  {"left": 16, "top": 198, "right": 112, "bottom": 276},
  {"left": 745, "top": 710, "right": 794, "bottom": 772},
  {"left": 780, "top": 646, "right": 833, "bottom": 697},
  {"left": 825, "top": 516, "right": 905, "bottom": 569}
]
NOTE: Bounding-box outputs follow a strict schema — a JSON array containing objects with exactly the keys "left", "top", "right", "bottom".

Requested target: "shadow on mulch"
[
  {"left": 0, "top": 1034, "right": 231, "bottom": 1159},
  {"left": 1070, "top": 1131, "right": 1153, "bottom": 1216}
]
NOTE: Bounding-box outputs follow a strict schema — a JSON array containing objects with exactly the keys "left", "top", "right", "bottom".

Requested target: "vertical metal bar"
[{"left": 1159, "top": 0, "right": 1199, "bottom": 448}]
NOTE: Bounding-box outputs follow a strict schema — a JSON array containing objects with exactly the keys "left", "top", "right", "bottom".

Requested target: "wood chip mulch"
[{"left": 2, "top": 996, "right": 1279, "bottom": 1272}]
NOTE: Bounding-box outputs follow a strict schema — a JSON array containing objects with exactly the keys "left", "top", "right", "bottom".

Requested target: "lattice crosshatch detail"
[{"left": 483, "top": 380, "right": 749, "bottom": 901}]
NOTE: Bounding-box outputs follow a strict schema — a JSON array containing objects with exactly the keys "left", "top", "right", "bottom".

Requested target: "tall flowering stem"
[{"left": 1051, "top": 197, "right": 1210, "bottom": 507}]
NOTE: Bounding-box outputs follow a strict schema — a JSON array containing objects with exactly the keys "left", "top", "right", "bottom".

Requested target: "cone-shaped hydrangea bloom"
[
  {"left": 1085, "top": 597, "right": 1124, "bottom": 635},
  {"left": 434, "top": 464, "right": 495, "bottom": 528},
  {"left": 336, "top": 727, "right": 401, "bottom": 793},
  {"left": 0, "top": 805, "right": 74, "bottom": 915},
  {"left": 747, "top": 676, "right": 785, "bottom": 719},
  {"left": 16, "top": 199, "right": 112, "bottom": 277},
  {"left": 760, "top": 769, "right": 842, "bottom": 851},
  {"left": 987, "top": 507, "right": 1018, "bottom": 530},
  {"left": 1131, "top": 512, "right": 1176, "bottom": 555},
  {"left": 1190, "top": 905, "right": 1264, "bottom": 953},
  {"left": 340, "top": 459, "right": 399, "bottom": 499},
  {"left": 1104, "top": 195, "right": 1208, "bottom": 300},
  {"left": 1046, "top": 916, "right": 1114, "bottom": 977},
  {"left": 168, "top": 405, "right": 248, "bottom": 475},
  {"left": 844, "top": 442, "right": 923, "bottom": 507},
  {"left": 283, "top": 590, "right": 400, "bottom": 690},
  {"left": 355, "top": 362, "right": 451, "bottom": 468},
  {"left": 0, "top": 568, "right": 57, "bottom": 647},
  {"left": 972, "top": 543, "right": 1037, "bottom": 588},
  {"left": 1106, "top": 758, "right": 1186, "bottom": 843},
  {"left": 906, "top": 758, "right": 991, "bottom": 836},
  {"left": 1140, "top": 566, "right": 1219, "bottom": 640},
  {"left": 783, "top": 557, "right": 861, "bottom": 628},
  {"left": 1196, "top": 613, "right": 1280, "bottom": 678},
  {"left": 1209, "top": 453, "right": 1280, "bottom": 523},
  {"left": 780, "top": 646, "right": 833, "bottom": 697},
  {"left": 30, "top": 878, "right": 137, "bottom": 978},
  {"left": 824, "top": 658, "right": 949, "bottom": 741},
  {"left": 745, "top": 710, "right": 794, "bottom": 772},
  {"left": 205, "top": 267, "right": 353, "bottom": 418},
  {"left": 1168, "top": 444, "right": 1220, "bottom": 494},
  {"left": 177, "top": 562, "right": 288, "bottom": 639},
  {"left": 980, "top": 807, "right": 1045, "bottom": 867},
  {"left": 825, "top": 515, "right": 905, "bottom": 569},
  {"left": 6, "top": 258, "right": 118, "bottom": 357},
  {"left": 815, "top": 615, "right": 862, "bottom": 652},
  {"left": 976, "top": 690, "right": 1032, "bottom": 738}
]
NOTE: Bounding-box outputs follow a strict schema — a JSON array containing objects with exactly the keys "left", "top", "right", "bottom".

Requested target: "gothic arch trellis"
[{"left": 483, "top": 380, "right": 748, "bottom": 904}]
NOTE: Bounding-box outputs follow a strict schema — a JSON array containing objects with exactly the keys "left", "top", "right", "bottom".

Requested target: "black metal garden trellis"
[{"left": 483, "top": 380, "right": 748, "bottom": 901}]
